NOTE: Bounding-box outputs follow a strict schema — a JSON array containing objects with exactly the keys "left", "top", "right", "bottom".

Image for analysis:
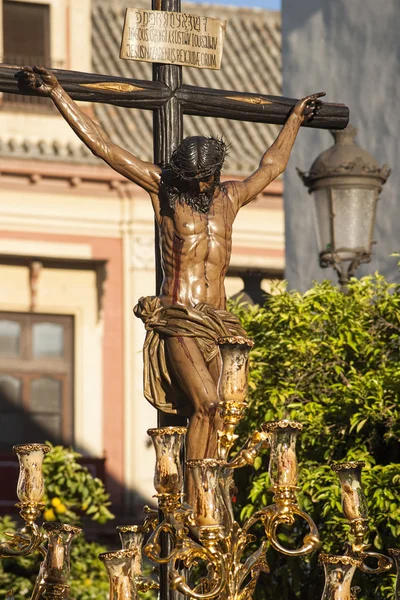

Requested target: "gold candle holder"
[
  {"left": 117, "top": 525, "right": 159, "bottom": 592},
  {"left": 0, "top": 444, "right": 50, "bottom": 558},
  {"left": 319, "top": 554, "right": 361, "bottom": 600},
  {"left": 13, "top": 444, "right": 50, "bottom": 523},
  {"left": 42, "top": 523, "right": 81, "bottom": 584},
  {"left": 262, "top": 420, "right": 303, "bottom": 488},
  {"left": 217, "top": 336, "right": 254, "bottom": 405},
  {"left": 331, "top": 462, "right": 368, "bottom": 524},
  {"left": 118, "top": 524, "right": 144, "bottom": 551},
  {"left": 31, "top": 523, "right": 81, "bottom": 600},
  {"left": 217, "top": 337, "right": 254, "bottom": 461},
  {"left": 331, "top": 462, "right": 392, "bottom": 574},
  {"left": 186, "top": 459, "right": 225, "bottom": 529},
  {"left": 99, "top": 549, "right": 138, "bottom": 600},
  {"left": 147, "top": 427, "right": 186, "bottom": 499},
  {"left": 331, "top": 461, "right": 369, "bottom": 553}
]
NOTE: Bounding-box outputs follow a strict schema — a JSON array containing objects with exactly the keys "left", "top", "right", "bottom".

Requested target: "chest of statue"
[{"left": 165, "top": 192, "right": 235, "bottom": 241}]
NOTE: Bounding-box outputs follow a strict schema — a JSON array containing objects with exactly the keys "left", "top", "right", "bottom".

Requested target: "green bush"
[
  {"left": 42, "top": 444, "right": 114, "bottom": 524},
  {"left": 0, "top": 444, "right": 114, "bottom": 599},
  {"left": 231, "top": 274, "right": 400, "bottom": 600}
]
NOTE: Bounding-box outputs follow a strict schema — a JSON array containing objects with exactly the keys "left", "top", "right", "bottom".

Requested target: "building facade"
[{"left": 0, "top": 0, "right": 283, "bottom": 514}]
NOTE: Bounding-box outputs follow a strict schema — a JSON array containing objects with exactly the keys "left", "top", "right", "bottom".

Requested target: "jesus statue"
[{"left": 17, "top": 66, "right": 324, "bottom": 490}]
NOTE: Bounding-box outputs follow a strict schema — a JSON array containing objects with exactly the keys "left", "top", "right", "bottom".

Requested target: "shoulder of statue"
[
  {"left": 221, "top": 180, "right": 241, "bottom": 196},
  {"left": 217, "top": 181, "right": 241, "bottom": 211}
]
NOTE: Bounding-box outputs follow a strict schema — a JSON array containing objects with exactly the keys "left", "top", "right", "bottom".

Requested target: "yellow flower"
[
  {"left": 84, "top": 579, "right": 92, "bottom": 586},
  {"left": 43, "top": 508, "right": 56, "bottom": 521},
  {"left": 55, "top": 503, "right": 67, "bottom": 514},
  {"left": 51, "top": 497, "right": 61, "bottom": 508}
]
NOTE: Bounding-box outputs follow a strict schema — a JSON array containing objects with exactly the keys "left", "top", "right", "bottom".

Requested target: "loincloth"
[{"left": 133, "top": 296, "right": 246, "bottom": 415}]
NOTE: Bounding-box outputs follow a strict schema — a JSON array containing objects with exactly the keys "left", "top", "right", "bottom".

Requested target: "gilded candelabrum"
[{"left": 1, "top": 338, "right": 398, "bottom": 600}]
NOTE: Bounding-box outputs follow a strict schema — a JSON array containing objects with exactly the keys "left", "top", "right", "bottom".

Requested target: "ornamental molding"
[
  {"left": 319, "top": 553, "right": 362, "bottom": 567},
  {"left": 147, "top": 427, "right": 187, "bottom": 436},
  {"left": 186, "top": 458, "right": 225, "bottom": 468},
  {"left": 298, "top": 158, "right": 391, "bottom": 187},
  {"left": 216, "top": 336, "right": 254, "bottom": 348},
  {"left": 331, "top": 461, "right": 365, "bottom": 472},
  {"left": 262, "top": 420, "right": 303, "bottom": 432}
]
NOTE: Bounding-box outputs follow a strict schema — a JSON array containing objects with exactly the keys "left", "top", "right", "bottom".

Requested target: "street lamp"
[{"left": 298, "top": 125, "right": 390, "bottom": 291}]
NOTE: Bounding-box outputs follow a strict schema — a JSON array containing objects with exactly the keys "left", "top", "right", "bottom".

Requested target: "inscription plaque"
[{"left": 120, "top": 8, "right": 226, "bottom": 70}]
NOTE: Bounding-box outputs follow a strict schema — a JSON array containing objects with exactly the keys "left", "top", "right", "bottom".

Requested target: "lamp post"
[{"left": 298, "top": 125, "right": 390, "bottom": 291}]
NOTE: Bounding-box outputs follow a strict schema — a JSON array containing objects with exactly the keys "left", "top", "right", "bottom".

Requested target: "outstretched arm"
[
  {"left": 229, "top": 92, "right": 325, "bottom": 210},
  {"left": 16, "top": 66, "right": 161, "bottom": 194}
]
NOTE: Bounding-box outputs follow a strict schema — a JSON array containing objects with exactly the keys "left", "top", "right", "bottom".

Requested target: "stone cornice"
[{"left": 0, "top": 158, "right": 283, "bottom": 205}]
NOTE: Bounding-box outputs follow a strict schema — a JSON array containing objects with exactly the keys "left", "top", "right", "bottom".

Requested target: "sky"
[{"left": 194, "top": 0, "right": 281, "bottom": 9}]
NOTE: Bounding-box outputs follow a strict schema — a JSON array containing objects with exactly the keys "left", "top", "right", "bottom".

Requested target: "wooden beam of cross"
[{"left": 0, "top": 64, "right": 350, "bottom": 130}]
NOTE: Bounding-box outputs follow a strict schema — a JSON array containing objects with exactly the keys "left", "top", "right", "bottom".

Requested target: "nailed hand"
[
  {"left": 15, "top": 65, "right": 59, "bottom": 97},
  {"left": 293, "top": 92, "right": 326, "bottom": 123}
]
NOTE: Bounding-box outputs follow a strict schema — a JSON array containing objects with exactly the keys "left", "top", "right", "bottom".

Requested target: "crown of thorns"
[{"left": 168, "top": 136, "right": 228, "bottom": 181}]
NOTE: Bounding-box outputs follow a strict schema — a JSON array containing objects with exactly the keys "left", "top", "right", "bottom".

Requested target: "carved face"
[
  {"left": 198, "top": 175, "right": 216, "bottom": 193},
  {"left": 161, "top": 137, "right": 227, "bottom": 214}
]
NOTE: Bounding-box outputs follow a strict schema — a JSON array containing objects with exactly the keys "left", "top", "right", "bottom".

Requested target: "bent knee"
[{"left": 194, "top": 398, "right": 219, "bottom": 418}]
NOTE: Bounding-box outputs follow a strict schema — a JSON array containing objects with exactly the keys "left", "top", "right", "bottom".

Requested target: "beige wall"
[{"left": 0, "top": 163, "right": 128, "bottom": 506}]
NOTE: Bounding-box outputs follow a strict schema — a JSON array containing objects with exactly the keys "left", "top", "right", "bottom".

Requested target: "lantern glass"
[
  {"left": 331, "top": 187, "right": 377, "bottom": 259},
  {"left": 314, "top": 186, "right": 377, "bottom": 261},
  {"left": 312, "top": 187, "right": 332, "bottom": 255}
]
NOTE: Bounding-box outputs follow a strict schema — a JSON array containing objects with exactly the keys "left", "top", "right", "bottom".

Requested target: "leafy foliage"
[
  {"left": 42, "top": 444, "right": 114, "bottom": 524},
  {"left": 0, "top": 445, "right": 114, "bottom": 599},
  {"left": 231, "top": 275, "right": 400, "bottom": 600}
]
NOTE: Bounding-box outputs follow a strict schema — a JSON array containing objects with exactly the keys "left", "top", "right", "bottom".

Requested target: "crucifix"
[{"left": 0, "top": 0, "right": 348, "bottom": 506}]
